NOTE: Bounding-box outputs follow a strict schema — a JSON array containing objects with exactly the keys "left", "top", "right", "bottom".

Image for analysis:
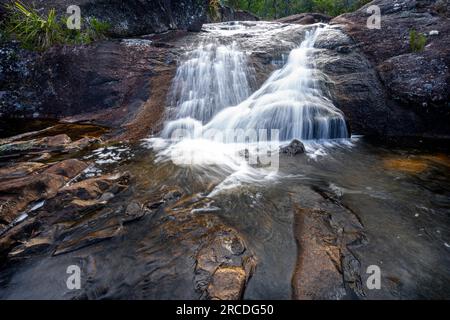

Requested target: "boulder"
[{"left": 280, "top": 139, "right": 305, "bottom": 156}]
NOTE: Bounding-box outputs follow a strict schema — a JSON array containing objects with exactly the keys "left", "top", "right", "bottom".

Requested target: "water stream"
[{"left": 0, "top": 22, "right": 449, "bottom": 300}]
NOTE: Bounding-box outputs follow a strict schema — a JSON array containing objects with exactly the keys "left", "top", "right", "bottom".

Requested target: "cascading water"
[
  {"left": 163, "top": 25, "right": 348, "bottom": 142},
  {"left": 147, "top": 23, "right": 352, "bottom": 193},
  {"left": 203, "top": 27, "right": 348, "bottom": 141},
  {"left": 167, "top": 40, "right": 252, "bottom": 124}
]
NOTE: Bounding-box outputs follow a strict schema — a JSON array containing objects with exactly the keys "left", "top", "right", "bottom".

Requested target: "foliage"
[
  {"left": 409, "top": 29, "right": 427, "bottom": 52},
  {"left": 3, "top": 1, "right": 111, "bottom": 51},
  {"left": 221, "top": 0, "right": 374, "bottom": 19},
  {"left": 209, "top": 0, "right": 221, "bottom": 21}
]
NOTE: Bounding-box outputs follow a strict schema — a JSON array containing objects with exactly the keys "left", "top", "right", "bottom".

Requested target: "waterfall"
[
  {"left": 168, "top": 40, "right": 252, "bottom": 123},
  {"left": 147, "top": 23, "right": 351, "bottom": 194},
  {"left": 163, "top": 25, "right": 349, "bottom": 142}
]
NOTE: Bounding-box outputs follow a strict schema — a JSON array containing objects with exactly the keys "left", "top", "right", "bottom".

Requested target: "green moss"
[{"left": 3, "top": 1, "right": 111, "bottom": 51}]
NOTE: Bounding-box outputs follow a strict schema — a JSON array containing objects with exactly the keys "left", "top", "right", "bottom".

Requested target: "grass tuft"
[
  {"left": 410, "top": 29, "right": 427, "bottom": 53},
  {"left": 3, "top": 1, "right": 111, "bottom": 51}
]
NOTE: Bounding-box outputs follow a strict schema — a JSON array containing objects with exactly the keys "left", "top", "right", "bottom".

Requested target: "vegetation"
[
  {"left": 409, "top": 29, "right": 427, "bottom": 53},
  {"left": 2, "top": 1, "right": 111, "bottom": 51},
  {"left": 221, "top": 0, "right": 373, "bottom": 18},
  {"left": 209, "top": 0, "right": 222, "bottom": 21}
]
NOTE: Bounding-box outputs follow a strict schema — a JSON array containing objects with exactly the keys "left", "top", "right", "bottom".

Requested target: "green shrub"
[
  {"left": 3, "top": 1, "right": 111, "bottom": 51},
  {"left": 410, "top": 29, "right": 427, "bottom": 52},
  {"left": 89, "top": 18, "right": 111, "bottom": 36},
  {"left": 208, "top": 0, "right": 221, "bottom": 21}
]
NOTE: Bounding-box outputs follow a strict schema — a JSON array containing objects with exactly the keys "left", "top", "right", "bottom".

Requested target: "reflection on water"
[
  {"left": 123, "top": 137, "right": 450, "bottom": 299},
  {"left": 0, "top": 137, "right": 449, "bottom": 299}
]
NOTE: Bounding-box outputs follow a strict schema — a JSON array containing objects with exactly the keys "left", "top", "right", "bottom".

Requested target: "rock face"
[
  {"left": 0, "top": 0, "right": 209, "bottom": 141},
  {"left": 313, "top": 25, "right": 422, "bottom": 137},
  {"left": 0, "top": 34, "right": 184, "bottom": 140},
  {"left": 209, "top": 5, "right": 260, "bottom": 22},
  {"left": 1, "top": 0, "right": 209, "bottom": 36},
  {"left": 277, "top": 13, "right": 331, "bottom": 25},
  {"left": 332, "top": 0, "right": 450, "bottom": 138}
]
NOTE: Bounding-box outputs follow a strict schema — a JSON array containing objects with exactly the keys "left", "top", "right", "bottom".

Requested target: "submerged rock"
[
  {"left": 280, "top": 139, "right": 305, "bottom": 156},
  {"left": 58, "top": 173, "right": 130, "bottom": 201},
  {"left": 195, "top": 230, "right": 255, "bottom": 300}
]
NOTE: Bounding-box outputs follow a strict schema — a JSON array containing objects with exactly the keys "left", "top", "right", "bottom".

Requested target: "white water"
[
  {"left": 146, "top": 24, "right": 351, "bottom": 194},
  {"left": 168, "top": 41, "right": 251, "bottom": 123},
  {"left": 163, "top": 25, "right": 348, "bottom": 141}
]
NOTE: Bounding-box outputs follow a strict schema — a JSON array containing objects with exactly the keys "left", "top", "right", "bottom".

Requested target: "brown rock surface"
[
  {"left": 0, "top": 173, "right": 65, "bottom": 224},
  {"left": 44, "top": 159, "right": 88, "bottom": 179}
]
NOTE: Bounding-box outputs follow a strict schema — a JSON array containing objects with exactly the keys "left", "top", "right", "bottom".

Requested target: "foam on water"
[{"left": 146, "top": 24, "right": 351, "bottom": 195}]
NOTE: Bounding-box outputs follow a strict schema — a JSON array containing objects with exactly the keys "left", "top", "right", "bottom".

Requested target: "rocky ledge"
[
  {"left": 332, "top": 0, "right": 450, "bottom": 138},
  {"left": 0, "top": 0, "right": 209, "bottom": 36}
]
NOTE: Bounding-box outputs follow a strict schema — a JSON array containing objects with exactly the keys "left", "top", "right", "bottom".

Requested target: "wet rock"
[
  {"left": 290, "top": 186, "right": 367, "bottom": 300},
  {"left": 123, "top": 201, "right": 146, "bottom": 223},
  {"left": 163, "top": 188, "right": 183, "bottom": 203},
  {"left": 1, "top": 39, "right": 178, "bottom": 141},
  {"left": 314, "top": 26, "right": 422, "bottom": 137},
  {"left": 44, "top": 159, "right": 88, "bottom": 179},
  {"left": 280, "top": 139, "right": 305, "bottom": 156},
  {"left": 0, "top": 162, "right": 45, "bottom": 182},
  {"left": 65, "top": 137, "right": 100, "bottom": 152},
  {"left": 0, "top": 217, "right": 40, "bottom": 261},
  {"left": 292, "top": 207, "right": 347, "bottom": 300},
  {"left": 207, "top": 267, "right": 247, "bottom": 300},
  {"left": 31, "top": 152, "right": 52, "bottom": 162},
  {"left": 8, "top": 236, "right": 53, "bottom": 259},
  {"left": 195, "top": 231, "right": 255, "bottom": 300},
  {"left": 0, "top": 173, "right": 65, "bottom": 224},
  {"left": 38, "top": 134, "right": 72, "bottom": 148},
  {"left": 0, "top": 134, "right": 72, "bottom": 156},
  {"left": 53, "top": 224, "right": 123, "bottom": 256},
  {"left": 59, "top": 173, "right": 130, "bottom": 201}
]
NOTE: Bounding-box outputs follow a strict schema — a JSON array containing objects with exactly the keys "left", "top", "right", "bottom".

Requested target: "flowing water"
[
  {"left": 0, "top": 22, "right": 449, "bottom": 299},
  {"left": 168, "top": 41, "right": 251, "bottom": 122}
]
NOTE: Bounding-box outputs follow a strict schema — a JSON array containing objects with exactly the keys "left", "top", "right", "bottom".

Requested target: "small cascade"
[
  {"left": 168, "top": 40, "right": 252, "bottom": 124},
  {"left": 148, "top": 23, "right": 352, "bottom": 193},
  {"left": 164, "top": 25, "right": 349, "bottom": 142}
]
